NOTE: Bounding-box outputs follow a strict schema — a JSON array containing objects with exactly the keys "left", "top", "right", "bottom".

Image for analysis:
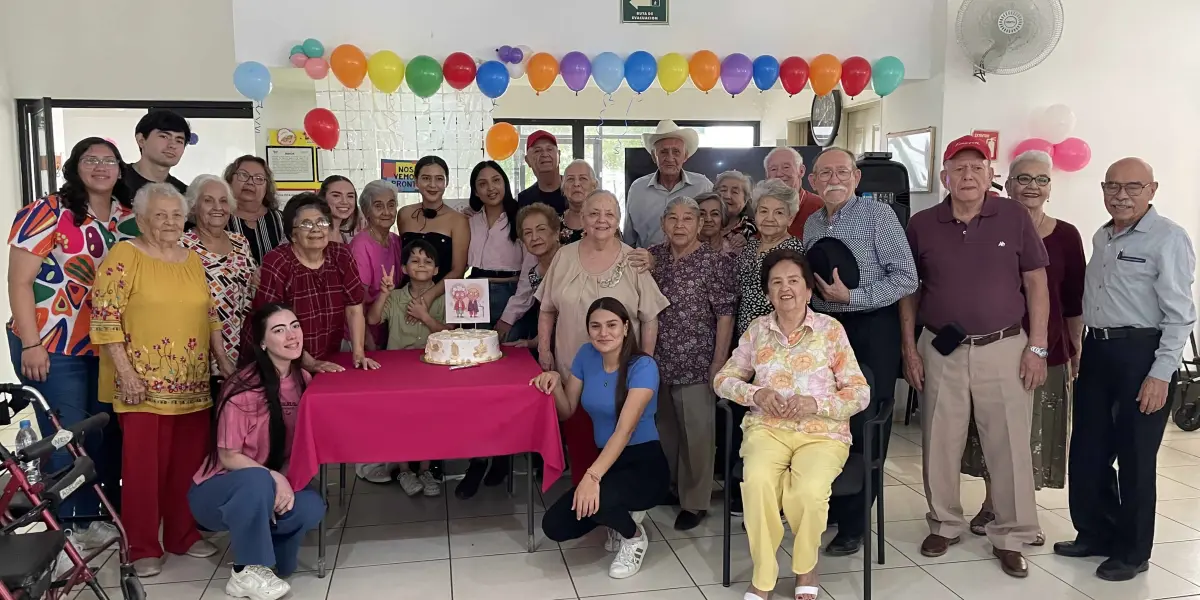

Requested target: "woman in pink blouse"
[
  {"left": 714, "top": 249, "right": 869, "bottom": 600},
  {"left": 348, "top": 180, "right": 401, "bottom": 351}
]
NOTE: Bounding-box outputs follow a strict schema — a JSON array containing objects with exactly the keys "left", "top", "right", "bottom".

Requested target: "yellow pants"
[{"left": 740, "top": 425, "right": 850, "bottom": 590}]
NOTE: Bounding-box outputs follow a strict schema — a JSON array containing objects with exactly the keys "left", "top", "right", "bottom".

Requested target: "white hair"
[
  {"left": 751, "top": 178, "right": 800, "bottom": 216},
  {"left": 359, "top": 179, "right": 399, "bottom": 212},
  {"left": 184, "top": 175, "right": 233, "bottom": 217},
  {"left": 1010, "top": 150, "right": 1053, "bottom": 172},
  {"left": 763, "top": 146, "right": 803, "bottom": 172},
  {"left": 583, "top": 189, "right": 621, "bottom": 222},
  {"left": 564, "top": 159, "right": 597, "bottom": 181},
  {"left": 662, "top": 195, "right": 700, "bottom": 220},
  {"left": 714, "top": 170, "right": 752, "bottom": 199},
  {"left": 133, "top": 182, "right": 187, "bottom": 218}
]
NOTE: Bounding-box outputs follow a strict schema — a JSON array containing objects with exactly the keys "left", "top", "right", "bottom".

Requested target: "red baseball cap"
[
  {"left": 943, "top": 135, "right": 991, "bottom": 162},
  {"left": 526, "top": 130, "right": 558, "bottom": 150}
]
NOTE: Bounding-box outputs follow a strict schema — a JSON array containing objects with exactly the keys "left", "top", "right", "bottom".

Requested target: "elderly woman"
[
  {"left": 251, "top": 193, "right": 378, "bottom": 371},
  {"left": 319, "top": 175, "right": 362, "bottom": 244},
  {"left": 694, "top": 191, "right": 739, "bottom": 256},
  {"left": 91, "top": 183, "right": 235, "bottom": 576},
  {"left": 736, "top": 179, "right": 807, "bottom": 336},
  {"left": 398, "top": 156, "right": 470, "bottom": 298},
  {"left": 560, "top": 159, "right": 596, "bottom": 244},
  {"left": 497, "top": 203, "right": 564, "bottom": 345},
  {"left": 7, "top": 137, "right": 133, "bottom": 546},
  {"left": 224, "top": 155, "right": 285, "bottom": 264},
  {"left": 467, "top": 161, "right": 527, "bottom": 327},
  {"left": 715, "top": 249, "right": 869, "bottom": 600},
  {"left": 348, "top": 180, "right": 401, "bottom": 351},
  {"left": 715, "top": 170, "right": 756, "bottom": 247},
  {"left": 648, "top": 196, "right": 736, "bottom": 531},
  {"left": 536, "top": 189, "right": 669, "bottom": 487},
  {"left": 961, "top": 150, "right": 1086, "bottom": 541},
  {"left": 182, "top": 175, "right": 256, "bottom": 399}
]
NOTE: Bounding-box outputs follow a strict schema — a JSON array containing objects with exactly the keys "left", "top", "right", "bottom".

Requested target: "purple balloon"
[
  {"left": 498, "top": 45, "right": 513, "bottom": 63},
  {"left": 721, "top": 53, "right": 754, "bottom": 96},
  {"left": 560, "top": 51, "right": 592, "bottom": 93},
  {"left": 509, "top": 46, "right": 524, "bottom": 64}
]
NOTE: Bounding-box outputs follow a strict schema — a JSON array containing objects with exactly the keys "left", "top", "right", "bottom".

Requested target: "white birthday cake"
[{"left": 424, "top": 329, "right": 502, "bottom": 366}]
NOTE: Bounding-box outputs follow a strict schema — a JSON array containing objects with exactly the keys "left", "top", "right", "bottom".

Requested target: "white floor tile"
[
  {"left": 649, "top": 498, "right": 741, "bottom": 540},
  {"left": 1029, "top": 552, "right": 1200, "bottom": 600},
  {"left": 818, "top": 565, "right": 961, "bottom": 600},
  {"left": 564, "top": 541, "right": 693, "bottom": 597},
  {"left": 883, "top": 455, "right": 925, "bottom": 486},
  {"left": 327, "top": 561, "right": 452, "bottom": 599},
  {"left": 1157, "top": 465, "right": 1200, "bottom": 488},
  {"left": 667, "top": 533, "right": 789, "bottom": 586},
  {"left": 558, "top": 518, "right": 666, "bottom": 551},
  {"left": 79, "top": 580, "right": 209, "bottom": 600},
  {"left": 92, "top": 536, "right": 229, "bottom": 587},
  {"left": 882, "top": 518, "right": 996, "bottom": 565},
  {"left": 1035, "top": 484, "right": 1072, "bottom": 510},
  {"left": 874, "top": 484, "right": 929, "bottom": 522},
  {"left": 446, "top": 474, "right": 544, "bottom": 519},
  {"left": 1158, "top": 446, "right": 1200, "bottom": 467},
  {"left": 344, "top": 489, "right": 447, "bottom": 527},
  {"left": 1155, "top": 498, "right": 1200, "bottom": 531},
  {"left": 813, "top": 527, "right": 915, "bottom": 575},
  {"left": 881, "top": 472, "right": 905, "bottom": 487},
  {"left": 448, "top": 512, "right": 553, "bottom": 557},
  {"left": 1155, "top": 475, "right": 1200, "bottom": 501},
  {"left": 697, "top": 578, "right": 795, "bottom": 599},
  {"left": 1048, "top": 509, "right": 1200, "bottom": 545},
  {"left": 1149, "top": 540, "right": 1200, "bottom": 585},
  {"left": 204, "top": 571, "right": 332, "bottom": 600},
  {"left": 582, "top": 588, "right": 708, "bottom": 599},
  {"left": 924, "top": 558, "right": 1091, "bottom": 599},
  {"left": 336, "top": 520, "right": 449, "bottom": 568},
  {"left": 453, "top": 550, "right": 577, "bottom": 600},
  {"left": 1163, "top": 438, "right": 1200, "bottom": 458},
  {"left": 886, "top": 436, "right": 923, "bottom": 457}
]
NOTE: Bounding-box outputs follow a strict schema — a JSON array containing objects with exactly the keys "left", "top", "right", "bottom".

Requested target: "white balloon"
[
  {"left": 1033, "top": 104, "right": 1076, "bottom": 144},
  {"left": 507, "top": 61, "right": 526, "bottom": 79},
  {"left": 518, "top": 45, "right": 533, "bottom": 66}
]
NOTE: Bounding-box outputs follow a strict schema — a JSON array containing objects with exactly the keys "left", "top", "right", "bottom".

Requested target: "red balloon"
[
  {"left": 779, "top": 57, "right": 810, "bottom": 96},
  {"left": 443, "top": 52, "right": 477, "bottom": 91},
  {"left": 841, "top": 56, "right": 872, "bottom": 98},
  {"left": 304, "top": 108, "right": 340, "bottom": 150}
]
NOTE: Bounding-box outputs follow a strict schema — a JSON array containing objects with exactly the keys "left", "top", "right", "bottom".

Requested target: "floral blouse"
[
  {"left": 7, "top": 195, "right": 138, "bottom": 356},
  {"left": 715, "top": 310, "right": 869, "bottom": 445},
  {"left": 734, "top": 236, "right": 806, "bottom": 337},
  {"left": 648, "top": 243, "right": 737, "bottom": 385},
  {"left": 181, "top": 231, "right": 255, "bottom": 371},
  {"left": 91, "top": 241, "right": 220, "bottom": 415}
]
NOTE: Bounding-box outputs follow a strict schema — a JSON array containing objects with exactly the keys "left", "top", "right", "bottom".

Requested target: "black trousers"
[
  {"left": 1069, "top": 333, "right": 1173, "bottom": 564},
  {"left": 542, "top": 441, "right": 669, "bottom": 540},
  {"left": 826, "top": 304, "right": 900, "bottom": 537}
]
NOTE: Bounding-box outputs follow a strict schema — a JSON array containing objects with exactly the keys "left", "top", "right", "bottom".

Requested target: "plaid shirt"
[
  {"left": 250, "top": 242, "right": 365, "bottom": 360},
  {"left": 801, "top": 196, "right": 918, "bottom": 313}
]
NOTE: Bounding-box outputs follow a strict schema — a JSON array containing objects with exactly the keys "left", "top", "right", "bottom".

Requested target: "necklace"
[
  {"left": 412, "top": 202, "right": 445, "bottom": 221},
  {"left": 1037, "top": 211, "right": 1048, "bottom": 233}
]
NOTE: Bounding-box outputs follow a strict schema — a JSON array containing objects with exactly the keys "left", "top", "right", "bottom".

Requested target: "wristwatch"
[{"left": 1028, "top": 345, "right": 1049, "bottom": 358}]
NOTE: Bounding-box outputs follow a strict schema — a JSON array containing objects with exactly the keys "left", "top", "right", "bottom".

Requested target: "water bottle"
[{"left": 14, "top": 420, "right": 42, "bottom": 484}]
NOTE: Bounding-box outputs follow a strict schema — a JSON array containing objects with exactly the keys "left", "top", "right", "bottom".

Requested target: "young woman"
[
  {"left": 397, "top": 156, "right": 469, "bottom": 301},
  {"left": 189, "top": 303, "right": 324, "bottom": 600},
  {"left": 318, "top": 175, "right": 361, "bottom": 244},
  {"left": 532, "top": 297, "right": 668, "bottom": 580}
]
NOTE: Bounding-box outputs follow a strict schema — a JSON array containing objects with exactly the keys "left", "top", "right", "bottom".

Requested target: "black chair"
[{"left": 719, "top": 365, "right": 895, "bottom": 600}]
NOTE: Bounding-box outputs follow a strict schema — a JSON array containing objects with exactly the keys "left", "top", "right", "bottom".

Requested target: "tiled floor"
[{"left": 5, "top": 410, "right": 1200, "bottom": 599}]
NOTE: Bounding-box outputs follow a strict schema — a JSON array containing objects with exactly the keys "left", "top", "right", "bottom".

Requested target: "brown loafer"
[
  {"left": 920, "top": 534, "right": 961, "bottom": 557},
  {"left": 969, "top": 510, "right": 996, "bottom": 536},
  {"left": 1030, "top": 531, "right": 1046, "bottom": 547},
  {"left": 993, "top": 548, "right": 1028, "bottom": 578}
]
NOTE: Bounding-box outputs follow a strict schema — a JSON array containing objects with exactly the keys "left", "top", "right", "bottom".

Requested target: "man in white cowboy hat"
[{"left": 623, "top": 120, "right": 713, "bottom": 248}]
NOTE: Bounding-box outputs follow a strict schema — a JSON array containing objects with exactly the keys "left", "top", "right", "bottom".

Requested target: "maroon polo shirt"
[{"left": 906, "top": 196, "right": 1048, "bottom": 335}]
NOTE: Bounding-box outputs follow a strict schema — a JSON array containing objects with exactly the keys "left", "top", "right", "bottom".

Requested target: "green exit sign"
[{"left": 622, "top": 0, "right": 668, "bottom": 24}]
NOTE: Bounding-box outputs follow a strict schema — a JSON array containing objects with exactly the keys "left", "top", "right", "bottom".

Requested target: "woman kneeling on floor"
[
  {"left": 189, "top": 303, "right": 325, "bottom": 600},
  {"left": 532, "top": 297, "right": 668, "bottom": 579}
]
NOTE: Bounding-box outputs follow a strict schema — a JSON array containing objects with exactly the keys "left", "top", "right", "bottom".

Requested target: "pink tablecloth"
[{"left": 287, "top": 348, "right": 563, "bottom": 492}]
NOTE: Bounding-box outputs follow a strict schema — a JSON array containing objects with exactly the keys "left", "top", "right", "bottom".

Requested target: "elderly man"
[
  {"left": 517, "top": 130, "right": 567, "bottom": 214},
  {"left": 624, "top": 120, "right": 712, "bottom": 248},
  {"left": 900, "top": 135, "right": 1049, "bottom": 578},
  {"left": 765, "top": 147, "right": 823, "bottom": 238},
  {"left": 1054, "top": 158, "right": 1196, "bottom": 582},
  {"left": 802, "top": 147, "right": 918, "bottom": 555}
]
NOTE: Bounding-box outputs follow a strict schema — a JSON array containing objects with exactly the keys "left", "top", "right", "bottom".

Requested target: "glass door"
[{"left": 18, "top": 98, "right": 58, "bottom": 202}]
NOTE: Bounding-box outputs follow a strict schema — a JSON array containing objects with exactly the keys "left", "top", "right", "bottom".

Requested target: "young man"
[
  {"left": 121, "top": 109, "right": 190, "bottom": 203},
  {"left": 517, "top": 130, "right": 567, "bottom": 214}
]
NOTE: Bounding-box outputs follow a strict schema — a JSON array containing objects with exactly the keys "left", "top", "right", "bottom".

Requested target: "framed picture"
[
  {"left": 886, "top": 127, "right": 936, "bottom": 193},
  {"left": 443, "top": 279, "right": 490, "bottom": 324}
]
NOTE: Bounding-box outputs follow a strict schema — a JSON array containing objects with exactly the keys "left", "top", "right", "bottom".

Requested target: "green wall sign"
[{"left": 622, "top": 0, "right": 668, "bottom": 25}]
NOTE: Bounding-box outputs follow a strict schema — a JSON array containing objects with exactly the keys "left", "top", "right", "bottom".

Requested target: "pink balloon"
[
  {"left": 305, "top": 57, "right": 329, "bottom": 80},
  {"left": 290, "top": 53, "right": 308, "bottom": 68},
  {"left": 1053, "top": 137, "right": 1091, "bottom": 172},
  {"left": 1010, "top": 138, "right": 1055, "bottom": 161}
]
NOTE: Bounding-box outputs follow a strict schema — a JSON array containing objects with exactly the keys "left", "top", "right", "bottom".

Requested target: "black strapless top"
[{"left": 401, "top": 231, "right": 454, "bottom": 283}]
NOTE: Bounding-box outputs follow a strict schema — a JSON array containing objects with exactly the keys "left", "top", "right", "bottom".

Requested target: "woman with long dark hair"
[
  {"left": 532, "top": 297, "right": 667, "bottom": 580},
  {"left": 189, "top": 303, "right": 324, "bottom": 599},
  {"left": 397, "top": 156, "right": 469, "bottom": 300},
  {"left": 318, "top": 175, "right": 361, "bottom": 244},
  {"left": 5, "top": 136, "right": 133, "bottom": 547}
]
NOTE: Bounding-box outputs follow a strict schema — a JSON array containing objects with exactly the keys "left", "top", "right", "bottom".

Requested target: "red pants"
[
  {"left": 118, "top": 410, "right": 210, "bottom": 561},
  {"left": 563, "top": 408, "right": 600, "bottom": 486}
]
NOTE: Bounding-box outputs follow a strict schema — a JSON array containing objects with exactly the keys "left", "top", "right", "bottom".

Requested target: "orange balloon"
[
  {"left": 810, "top": 54, "right": 842, "bottom": 96},
  {"left": 330, "top": 44, "right": 368, "bottom": 89},
  {"left": 689, "top": 50, "right": 720, "bottom": 92},
  {"left": 486, "top": 123, "right": 519, "bottom": 160},
  {"left": 527, "top": 52, "right": 559, "bottom": 94}
]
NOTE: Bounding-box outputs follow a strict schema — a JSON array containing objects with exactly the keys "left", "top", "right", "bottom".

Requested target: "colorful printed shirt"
[
  {"left": 181, "top": 231, "right": 256, "bottom": 371},
  {"left": 648, "top": 243, "right": 737, "bottom": 385},
  {"left": 714, "top": 310, "right": 870, "bottom": 445},
  {"left": 7, "top": 194, "right": 138, "bottom": 356}
]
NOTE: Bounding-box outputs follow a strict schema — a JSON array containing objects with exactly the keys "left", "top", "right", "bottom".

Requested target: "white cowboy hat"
[{"left": 642, "top": 120, "right": 699, "bottom": 157}]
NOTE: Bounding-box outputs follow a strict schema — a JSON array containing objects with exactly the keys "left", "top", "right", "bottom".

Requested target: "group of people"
[{"left": 7, "top": 109, "right": 1195, "bottom": 600}]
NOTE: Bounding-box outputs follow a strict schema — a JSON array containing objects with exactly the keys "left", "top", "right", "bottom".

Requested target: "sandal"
[
  {"left": 969, "top": 510, "right": 996, "bottom": 536},
  {"left": 1030, "top": 531, "right": 1046, "bottom": 547},
  {"left": 795, "top": 585, "right": 821, "bottom": 599}
]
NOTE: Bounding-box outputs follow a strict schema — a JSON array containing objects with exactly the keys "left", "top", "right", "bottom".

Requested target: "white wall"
[
  {"left": 0, "top": 61, "right": 19, "bottom": 382},
  {"left": 494, "top": 86, "right": 769, "bottom": 123}
]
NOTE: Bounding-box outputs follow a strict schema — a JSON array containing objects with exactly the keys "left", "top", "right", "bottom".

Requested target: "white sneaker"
[
  {"left": 397, "top": 471, "right": 424, "bottom": 496},
  {"left": 356, "top": 462, "right": 394, "bottom": 484},
  {"left": 132, "top": 556, "right": 163, "bottom": 578},
  {"left": 419, "top": 470, "right": 441, "bottom": 497},
  {"left": 609, "top": 524, "right": 649, "bottom": 579},
  {"left": 604, "top": 527, "right": 621, "bottom": 552},
  {"left": 73, "top": 522, "right": 119, "bottom": 550},
  {"left": 225, "top": 565, "right": 291, "bottom": 600},
  {"left": 186, "top": 539, "right": 220, "bottom": 558}
]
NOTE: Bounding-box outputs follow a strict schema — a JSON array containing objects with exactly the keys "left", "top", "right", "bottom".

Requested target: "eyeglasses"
[
  {"left": 1010, "top": 174, "right": 1051, "bottom": 187},
  {"left": 1101, "top": 181, "right": 1151, "bottom": 196},
  {"left": 815, "top": 168, "right": 854, "bottom": 182},
  {"left": 234, "top": 170, "right": 268, "bottom": 185},
  {"left": 295, "top": 218, "right": 331, "bottom": 230},
  {"left": 79, "top": 156, "right": 119, "bottom": 168}
]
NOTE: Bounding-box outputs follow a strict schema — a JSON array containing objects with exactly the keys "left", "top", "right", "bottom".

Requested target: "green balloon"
[
  {"left": 301, "top": 38, "right": 324, "bottom": 59},
  {"left": 406, "top": 55, "right": 444, "bottom": 98},
  {"left": 290, "top": 44, "right": 305, "bottom": 57}
]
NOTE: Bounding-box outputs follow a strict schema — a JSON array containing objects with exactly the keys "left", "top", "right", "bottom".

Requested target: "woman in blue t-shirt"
[{"left": 531, "top": 296, "right": 668, "bottom": 580}]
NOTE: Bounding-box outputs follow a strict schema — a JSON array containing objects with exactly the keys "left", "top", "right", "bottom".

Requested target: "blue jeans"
[
  {"left": 488, "top": 281, "right": 518, "bottom": 331},
  {"left": 7, "top": 329, "right": 119, "bottom": 523},
  {"left": 189, "top": 469, "right": 324, "bottom": 576}
]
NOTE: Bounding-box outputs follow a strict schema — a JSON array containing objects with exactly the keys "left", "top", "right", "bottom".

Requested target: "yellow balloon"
[
  {"left": 367, "top": 50, "right": 405, "bottom": 94},
  {"left": 658, "top": 52, "right": 689, "bottom": 94}
]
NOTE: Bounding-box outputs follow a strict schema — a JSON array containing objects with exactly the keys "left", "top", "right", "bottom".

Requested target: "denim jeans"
[{"left": 7, "top": 329, "right": 120, "bottom": 522}]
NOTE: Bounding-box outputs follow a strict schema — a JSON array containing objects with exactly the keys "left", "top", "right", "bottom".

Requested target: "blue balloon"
[
  {"left": 624, "top": 51, "right": 657, "bottom": 94},
  {"left": 301, "top": 38, "right": 324, "bottom": 59},
  {"left": 592, "top": 52, "right": 624, "bottom": 94},
  {"left": 752, "top": 55, "right": 780, "bottom": 92},
  {"left": 476, "top": 60, "right": 511, "bottom": 99},
  {"left": 872, "top": 56, "right": 906, "bottom": 97},
  {"left": 232, "top": 61, "right": 272, "bottom": 102}
]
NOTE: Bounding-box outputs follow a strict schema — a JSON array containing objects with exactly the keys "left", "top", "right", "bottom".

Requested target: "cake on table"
[{"left": 424, "top": 329, "right": 502, "bottom": 366}]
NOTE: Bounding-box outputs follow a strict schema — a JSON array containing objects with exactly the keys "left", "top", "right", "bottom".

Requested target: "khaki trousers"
[
  {"left": 919, "top": 330, "right": 1040, "bottom": 551},
  {"left": 657, "top": 383, "right": 716, "bottom": 511}
]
